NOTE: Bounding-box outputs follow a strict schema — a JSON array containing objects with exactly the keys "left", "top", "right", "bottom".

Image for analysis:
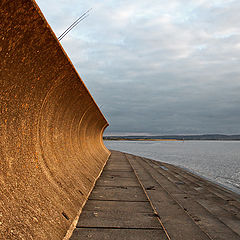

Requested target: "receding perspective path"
[{"left": 70, "top": 151, "right": 240, "bottom": 240}]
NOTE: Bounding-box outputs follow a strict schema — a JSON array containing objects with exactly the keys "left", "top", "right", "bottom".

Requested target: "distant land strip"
[{"left": 104, "top": 134, "right": 240, "bottom": 141}]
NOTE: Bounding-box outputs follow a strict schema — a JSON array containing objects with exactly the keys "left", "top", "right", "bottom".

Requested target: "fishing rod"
[
  {"left": 58, "top": 8, "right": 92, "bottom": 41},
  {"left": 58, "top": 14, "right": 89, "bottom": 40}
]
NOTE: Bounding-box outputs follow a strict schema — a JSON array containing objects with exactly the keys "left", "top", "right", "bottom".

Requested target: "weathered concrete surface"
[
  {"left": 71, "top": 151, "right": 240, "bottom": 240},
  {"left": 127, "top": 154, "right": 240, "bottom": 240},
  {"left": 71, "top": 151, "right": 168, "bottom": 240},
  {"left": 0, "top": 1, "right": 110, "bottom": 239}
]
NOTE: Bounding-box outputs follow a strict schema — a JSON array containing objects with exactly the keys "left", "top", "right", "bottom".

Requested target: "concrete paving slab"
[
  {"left": 103, "top": 163, "right": 133, "bottom": 171},
  {"left": 70, "top": 228, "right": 168, "bottom": 240},
  {"left": 100, "top": 170, "right": 135, "bottom": 178},
  {"left": 77, "top": 211, "right": 161, "bottom": 229},
  {"left": 96, "top": 177, "right": 139, "bottom": 187},
  {"left": 88, "top": 186, "right": 148, "bottom": 201},
  {"left": 84, "top": 200, "right": 153, "bottom": 213}
]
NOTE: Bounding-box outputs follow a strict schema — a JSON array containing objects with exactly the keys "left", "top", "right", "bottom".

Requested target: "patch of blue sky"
[
  {"left": 195, "top": 44, "right": 207, "bottom": 51},
  {"left": 210, "top": 0, "right": 236, "bottom": 8},
  {"left": 213, "top": 32, "right": 237, "bottom": 39}
]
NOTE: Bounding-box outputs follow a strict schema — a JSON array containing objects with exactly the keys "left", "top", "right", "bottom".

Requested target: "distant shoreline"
[
  {"left": 104, "top": 139, "right": 182, "bottom": 141},
  {"left": 104, "top": 134, "right": 240, "bottom": 141},
  {"left": 104, "top": 139, "right": 240, "bottom": 141}
]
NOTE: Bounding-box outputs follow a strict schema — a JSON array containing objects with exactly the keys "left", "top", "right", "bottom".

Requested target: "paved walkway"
[{"left": 70, "top": 151, "right": 240, "bottom": 240}]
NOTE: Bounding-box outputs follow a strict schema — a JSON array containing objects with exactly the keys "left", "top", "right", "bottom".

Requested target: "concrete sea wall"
[{"left": 0, "top": 0, "right": 110, "bottom": 239}]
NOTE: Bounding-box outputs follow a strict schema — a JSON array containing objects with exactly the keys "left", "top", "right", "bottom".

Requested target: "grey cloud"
[{"left": 36, "top": 0, "right": 240, "bottom": 135}]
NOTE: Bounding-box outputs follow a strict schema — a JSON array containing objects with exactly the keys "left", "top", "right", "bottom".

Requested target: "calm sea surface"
[{"left": 104, "top": 140, "right": 240, "bottom": 194}]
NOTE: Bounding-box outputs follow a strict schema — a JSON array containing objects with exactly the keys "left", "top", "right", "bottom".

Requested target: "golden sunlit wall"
[{"left": 0, "top": 0, "right": 110, "bottom": 239}]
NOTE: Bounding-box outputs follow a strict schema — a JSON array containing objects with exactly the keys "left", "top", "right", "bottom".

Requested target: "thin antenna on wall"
[{"left": 58, "top": 8, "right": 92, "bottom": 41}]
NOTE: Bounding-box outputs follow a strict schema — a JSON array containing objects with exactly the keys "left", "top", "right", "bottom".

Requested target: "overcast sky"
[{"left": 36, "top": 0, "right": 240, "bottom": 135}]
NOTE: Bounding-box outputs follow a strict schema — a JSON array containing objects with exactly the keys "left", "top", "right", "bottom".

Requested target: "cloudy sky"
[{"left": 35, "top": 0, "right": 240, "bottom": 135}]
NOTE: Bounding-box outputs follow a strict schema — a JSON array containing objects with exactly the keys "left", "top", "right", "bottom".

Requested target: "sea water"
[{"left": 104, "top": 140, "right": 240, "bottom": 194}]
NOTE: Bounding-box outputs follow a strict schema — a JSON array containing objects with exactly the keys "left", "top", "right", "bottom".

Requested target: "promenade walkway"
[{"left": 70, "top": 151, "right": 240, "bottom": 240}]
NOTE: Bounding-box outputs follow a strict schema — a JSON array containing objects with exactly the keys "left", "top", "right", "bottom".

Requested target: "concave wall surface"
[{"left": 0, "top": 0, "right": 110, "bottom": 239}]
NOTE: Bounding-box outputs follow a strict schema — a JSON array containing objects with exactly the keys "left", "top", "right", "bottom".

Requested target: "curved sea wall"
[{"left": 0, "top": 0, "right": 110, "bottom": 239}]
